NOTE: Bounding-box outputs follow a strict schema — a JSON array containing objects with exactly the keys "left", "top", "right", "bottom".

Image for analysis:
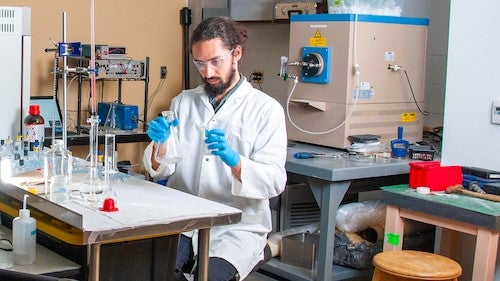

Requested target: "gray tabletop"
[{"left": 286, "top": 142, "right": 411, "bottom": 181}]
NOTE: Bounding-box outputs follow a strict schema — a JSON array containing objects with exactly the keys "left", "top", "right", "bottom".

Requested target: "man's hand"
[
  {"left": 205, "top": 128, "right": 240, "bottom": 167},
  {"left": 147, "top": 116, "right": 179, "bottom": 144}
]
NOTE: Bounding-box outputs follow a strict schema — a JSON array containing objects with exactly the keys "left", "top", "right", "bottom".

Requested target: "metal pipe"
[
  {"left": 180, "top": 7, "right": 191, "bottom": 89},
  {"left": 89, "top": 243, "right": 101, "bottom": 281},
  {"left": 197, "top": 228, "right": 210, "bottom": 281},
  {"left": 62, "top": 12, "right": 68, "bottom": 149}
]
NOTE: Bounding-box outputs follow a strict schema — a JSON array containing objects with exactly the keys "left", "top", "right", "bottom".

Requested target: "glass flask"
[
  {"left": 43, "top": 139, "right": 72, "bottom": 204},
  {"left": 78, "top": 115, "right": 104, "bottom": 203},
  {"left": 154, "top": 111, "right": 182, "bottom": 164}
]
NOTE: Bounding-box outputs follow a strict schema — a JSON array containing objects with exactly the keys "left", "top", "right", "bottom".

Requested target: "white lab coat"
[{"left": 143, "top": 78, "right": 287, "bottom": 279}]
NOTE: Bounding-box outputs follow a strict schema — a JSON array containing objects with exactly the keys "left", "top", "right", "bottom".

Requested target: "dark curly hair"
[{"left": 190, "top": 17, "right": 248, "bottom": 54}]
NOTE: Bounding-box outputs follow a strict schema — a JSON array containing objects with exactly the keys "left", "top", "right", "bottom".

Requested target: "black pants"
[{"left": 175, "top": 234, "right": 238, "bottom": 281}]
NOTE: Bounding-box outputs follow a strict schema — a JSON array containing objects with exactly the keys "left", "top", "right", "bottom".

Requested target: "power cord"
[{"left": 388, "top": 64, "right": 429, "bottom": 116}]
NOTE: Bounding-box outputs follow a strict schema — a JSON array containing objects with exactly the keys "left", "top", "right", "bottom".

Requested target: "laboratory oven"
[{"left": 282, "top": 14, "right": 429, "bottom": 149}]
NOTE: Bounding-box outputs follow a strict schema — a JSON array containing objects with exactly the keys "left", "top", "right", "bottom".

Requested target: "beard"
[{"left": 202, "top": 68, "right": 236, "bottom": 98}]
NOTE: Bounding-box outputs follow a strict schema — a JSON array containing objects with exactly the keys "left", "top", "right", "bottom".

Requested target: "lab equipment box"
[
  {"left": 281, "top": 232, "right": 319, "bottom": 270},
  {"left": 97, "top": 102, "right": 138, "bottom": 130},
  {"left": 409, "top": 161, "right": 463, "bottom": 191},
  {"left": 408, "top": 144, "right": 435, "bottom": 161},
  {"left": 284, "top": 14, "right": 428, "bottom": 149}
]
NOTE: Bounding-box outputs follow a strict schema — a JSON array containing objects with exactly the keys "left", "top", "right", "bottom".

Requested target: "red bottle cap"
[
  {"left": 100, "top": 198, "right": 119, "bottom": 212},
  {"left": 29, "top": 104, "right": 40, "bottom": 115}
]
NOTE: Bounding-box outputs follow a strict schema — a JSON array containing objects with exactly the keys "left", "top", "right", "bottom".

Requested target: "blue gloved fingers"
[
  {"left": 207, "top": 142, "right": 227, "bottom": 151},
  {"left": 147, "top": 116, "right": 172, "bottom": 144},
  {"left": 203, "top": 128, "right": 240, "bottom": 167},
  {"left": 170, "top": 119, "right": 179, "bottom": 127},
  {"left": 204, "top": 134, "right": 224, "bottom": 144},
  {"left": 204, "top": 128, "right": 225, "bottom": 138},
  {"left": 153, "top": 116, "right": 170, "bottom": 126}
]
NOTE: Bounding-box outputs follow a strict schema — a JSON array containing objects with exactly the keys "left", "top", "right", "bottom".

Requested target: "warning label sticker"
[{"left": 309, "top": 30, "right": 327, "bottom": 47}]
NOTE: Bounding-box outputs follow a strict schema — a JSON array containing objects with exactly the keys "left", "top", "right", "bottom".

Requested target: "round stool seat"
[{"left": 372, "top": 250, "right": 462, "bottom": 281}]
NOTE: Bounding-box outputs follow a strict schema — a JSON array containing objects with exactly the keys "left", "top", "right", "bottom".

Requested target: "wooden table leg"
[
  {"left": 383, "top": 206, "right": 404, "bottom": 251},
  {"left": 472, "top": 229, "right": 499, "bottom": 281}
]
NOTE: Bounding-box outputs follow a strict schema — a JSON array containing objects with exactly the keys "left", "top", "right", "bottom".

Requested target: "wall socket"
[
  {"left": 251, "top": 70, "right": 264, "bottom": 84},
  {"left": 160, "top": 66, "right": 167, "bottom": 79}
]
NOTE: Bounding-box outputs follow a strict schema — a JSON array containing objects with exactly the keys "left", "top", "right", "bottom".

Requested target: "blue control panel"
[{"left": 301, "top": 47, "right": 331, "bottom": 84}]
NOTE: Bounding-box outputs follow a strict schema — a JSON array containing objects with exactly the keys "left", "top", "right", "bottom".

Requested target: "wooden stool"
[{"left": 372, "top": 250, "right": 462, "bottom": 281}]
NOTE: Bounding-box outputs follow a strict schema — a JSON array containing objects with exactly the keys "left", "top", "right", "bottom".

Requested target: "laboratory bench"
[
  {"left": 381, "top": 185, "right": 499, "bottom": 281},
  {"left": 0, "top": 170, "right": 242, "bottom": 281},
  {"left": 261, "top": 142, "right": 411, "bottom": 281}
]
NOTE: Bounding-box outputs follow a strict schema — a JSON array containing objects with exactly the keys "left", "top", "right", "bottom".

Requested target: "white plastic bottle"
[{"left": 13, "top": 194, "right": 36, "bottom": 265}]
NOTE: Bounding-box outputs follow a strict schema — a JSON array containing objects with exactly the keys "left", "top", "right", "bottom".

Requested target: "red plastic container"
[{"left": 409, "top": 161, "right": 463, "bottom": 191}]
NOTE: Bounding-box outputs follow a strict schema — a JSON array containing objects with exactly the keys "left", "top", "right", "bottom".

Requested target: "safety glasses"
[{"left": 192, "top": 49, "right": 234, "bottom": 71}]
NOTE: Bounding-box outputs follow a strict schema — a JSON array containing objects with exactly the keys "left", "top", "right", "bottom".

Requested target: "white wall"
[
  {"left": 442, "top": 0, "right": 500, "bottom": 170},
  {"left": 442, "top": 1, "right": 500, "bottom": 280}
]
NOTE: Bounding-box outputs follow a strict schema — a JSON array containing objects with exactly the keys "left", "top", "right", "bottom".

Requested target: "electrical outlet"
[
  {"left": 160, "top": 66, "right": 167, "bottom": 79},
  {"left": 251, "top": 70, "right": 264, "bottom": 84}
]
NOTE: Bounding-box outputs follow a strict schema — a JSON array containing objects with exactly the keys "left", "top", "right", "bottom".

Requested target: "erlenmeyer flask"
[{"left": 154, "top": 111, "right": 182, "bottom": 164}]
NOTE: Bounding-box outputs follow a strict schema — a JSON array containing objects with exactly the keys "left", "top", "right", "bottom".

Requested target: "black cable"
[{"left": 403, "top": 68, "right": 429, "bottom": 116}]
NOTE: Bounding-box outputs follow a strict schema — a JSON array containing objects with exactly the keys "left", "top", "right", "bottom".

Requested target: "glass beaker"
[{"left": 153, "top": 111, "right": 182, "bottom": 164}]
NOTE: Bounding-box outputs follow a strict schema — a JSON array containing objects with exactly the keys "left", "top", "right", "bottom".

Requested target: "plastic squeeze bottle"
[{"left": 13, "top": 194, "right": 36, "bottom": 265}]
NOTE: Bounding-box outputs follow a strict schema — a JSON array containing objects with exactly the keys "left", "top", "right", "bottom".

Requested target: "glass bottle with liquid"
[
  {"left": 154, "top": 111, "right": 182, "bottom": 164},
  {"left": 43, "top": 139, "right": 72, "bottom": 204},
  {"left": 24, "top": 105, "right": 45, "bottom": 144}
]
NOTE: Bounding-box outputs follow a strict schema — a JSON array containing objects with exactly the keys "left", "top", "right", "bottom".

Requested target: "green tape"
[
  {"left": 385, "top": 232, "right": 400, "bottom": 246},
  {"left": 334, "top": 0, "right": 342, "bottom": 5}
]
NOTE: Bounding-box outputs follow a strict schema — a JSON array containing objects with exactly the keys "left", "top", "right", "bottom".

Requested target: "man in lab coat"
[{"left": 143, "top": 17, "right": 287, "bottom": 280}]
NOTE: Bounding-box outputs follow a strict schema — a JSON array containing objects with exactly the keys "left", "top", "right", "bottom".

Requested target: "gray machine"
[
  {"left": 280, "top": 14, "right": 429, "bottom": 149},
  {"left": 0, "top": 6, "right": 31, "bottom": 139}
]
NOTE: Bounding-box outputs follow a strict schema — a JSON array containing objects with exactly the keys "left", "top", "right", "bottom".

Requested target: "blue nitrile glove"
[
  {"left": 205, "top": 128, "right": 240, "bottom": 167},
  {"left": 147, "top": 116, "right": 179, "bottom": 144}
]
